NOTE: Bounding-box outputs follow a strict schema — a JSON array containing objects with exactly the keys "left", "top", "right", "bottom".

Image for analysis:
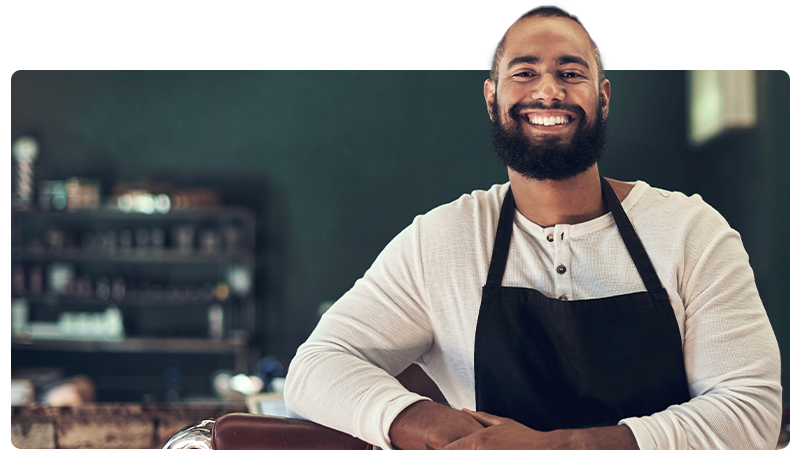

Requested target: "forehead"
[{"left": 501, "top": 16, "right": 595, "bottom": 70}]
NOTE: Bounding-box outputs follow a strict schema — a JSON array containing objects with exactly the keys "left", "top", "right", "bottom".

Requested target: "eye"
[
  {"left": 560, "top": 71, "right": 585, "bottom": 80},
  {"left": 512, "top": 70, "right": 537, "bottom": 78}
]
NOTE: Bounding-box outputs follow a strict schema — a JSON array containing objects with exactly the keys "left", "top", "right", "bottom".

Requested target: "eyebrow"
[
  {"left": 556, "top": 55, "right": 590, "bottom": 69},
  {"left": 506, "top": 55, "right": 590, "bottom": 70}
]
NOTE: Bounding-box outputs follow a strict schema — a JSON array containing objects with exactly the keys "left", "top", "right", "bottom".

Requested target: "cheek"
[
  {"left": 496, "top": 83, "right": 527, "bottom": 105},
  {"left": 574, "top": 90, "right": 602, "bottom": 117}
]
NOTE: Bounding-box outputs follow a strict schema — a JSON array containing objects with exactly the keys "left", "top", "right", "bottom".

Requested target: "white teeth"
[{"left": 529, "top": 115, "right": 570, "bottom": 126}]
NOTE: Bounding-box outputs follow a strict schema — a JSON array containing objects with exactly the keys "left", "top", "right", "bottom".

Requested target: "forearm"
[
  {"left": 285, "top": 221, "right": 438, "bottom": 447},
  {"left": 285, "top": 341, "right": 429, "bottom": 447},
  {"left": 390, "top": 401, "right": 485, "bottom": 450},
  {"left": 560, "top": 425, "right": 638, "bottom": 450}
]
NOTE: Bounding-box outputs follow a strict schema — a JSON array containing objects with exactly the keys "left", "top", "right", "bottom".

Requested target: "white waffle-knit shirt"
[{"left": 285, "top": 181, "right": 782, "bottom": 450}]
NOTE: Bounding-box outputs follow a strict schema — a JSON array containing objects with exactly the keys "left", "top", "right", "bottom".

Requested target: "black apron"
[{"left": 474, "top": 177, "right": 690, "bottom": 431}]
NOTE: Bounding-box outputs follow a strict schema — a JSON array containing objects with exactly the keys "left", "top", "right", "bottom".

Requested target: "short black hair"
[{"left": 489, "top": 6, "right": 604, "bottom": 86}]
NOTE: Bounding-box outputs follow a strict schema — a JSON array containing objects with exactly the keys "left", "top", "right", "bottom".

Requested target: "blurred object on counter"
[
  {"left": 45, "top": 227, "right": 65, "bottom": 250},
  {"left": 25, "top": 219, "right": 244, "bottom": 258},
  {"left": 213, "top": 372, "right": 264, "bottom": 402},
  {"left": 12, "top": 135, "right": 39, "bottom": 210},
  {"left": 12, "top": 299, "right": 29, "bottom": 337},
  {"left": 208, "top": 304, "right": 224, "bottom": 340},
  {"left": 227, "top": 266, "right": 252, "bottom": 296},
  {"left": 74, "top": 275, "right": 93, "bottom": 298},
  {"left": 12, "top": 264, "right": 26, "bottom": 296},
  {"left": 268, "top": 377, "right": 286, "bottom": 394},
  {"left": 96, "top": 276, "right": 111, "bottom": 300},
  {"left": 11, "top": 379, "right": 35, "bottom": 406},
  {"left": 12, "top": 263, "right": 236, "bottom": 302},
  {"left": 41, "top": 375, "right": 97, "bottom": 406},
  {"left": 110, "top": 277, "right": 126, "bottom": 301},
  {"left": 199, "top": 228, "right": 221, "bottom": 253},
  {"left": 117, "top": 191, "right": 168, "bottom": 214},
  {"left": 172, "top": 225, "right": 195, "bottom": 252},
  {"left": 37, "top": 177, "right": 101, "bottom": 211},
  {"left": 57, "top": 307, "right": 124, "bottom": 340},
  {"left": 15, "top": 306, "right": 125, "bottom": 342},
  {"left": 112, "top": 180, "right": 173, "bottom": 214},
  {"left": 223, "top": 225, "right": 243, "bottom": 250},
  {"left": 38, "top": 180, "right": 67, "bottom": 210},
  {"left": 47, "top": 262, "right": 75, "bottom": 295},
  {"left": 11, "top": 367, "right": 66, "bottom": 406},
  {"left": 65, "top": 177, "right": 101, "bottom": 211},
  {"left": 171, "top": 187, "right": 220, "bottom": 210},
  {"left": 255, "top": 356, "right": 285, "bottom": 391},
  {"left": 29, "top": 265, "right": 43, "bottom": 296},
  {"left": 214, "top": 283, "right": 230, "bottom": 301},
  {"left": 150, "top": 227, "right": 166, "bottom": 250},
  {"left": 111, "top": 180, "right": 221, "bottom": 213}
]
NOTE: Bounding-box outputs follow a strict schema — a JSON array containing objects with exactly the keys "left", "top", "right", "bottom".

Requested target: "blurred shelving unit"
[{"left": 11, "top": 203, "right": 259, "bottom": 402}]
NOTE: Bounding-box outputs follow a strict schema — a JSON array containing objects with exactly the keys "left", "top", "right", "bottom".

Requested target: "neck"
[{"left": 508, "top": 164, "right": 607, "bottom": 228}]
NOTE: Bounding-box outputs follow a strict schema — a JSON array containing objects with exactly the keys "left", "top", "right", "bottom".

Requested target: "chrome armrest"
[{"left": 163, "top": 418, "right": 216, "bottom": 449}]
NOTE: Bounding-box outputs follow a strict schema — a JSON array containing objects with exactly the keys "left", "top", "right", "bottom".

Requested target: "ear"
[
  {"left": 484, "top": 79, "right": 496, "bottom": 121},
  {"left": 599, "top": 78, "right": 611, "bottom": 120}
]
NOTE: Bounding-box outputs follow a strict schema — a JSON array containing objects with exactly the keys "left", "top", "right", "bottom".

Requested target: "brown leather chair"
[{"left": 164, "top": 364, "right": 446, "bottom": 449}]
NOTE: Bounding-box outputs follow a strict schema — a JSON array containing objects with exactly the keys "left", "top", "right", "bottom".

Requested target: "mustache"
[{"left": 508, "top": 101, "right": 586, "bottom": 119}]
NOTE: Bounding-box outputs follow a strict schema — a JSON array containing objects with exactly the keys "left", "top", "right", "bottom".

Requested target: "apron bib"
[{"left": 474, "top": 177, "right": 690, "bottom": 430}]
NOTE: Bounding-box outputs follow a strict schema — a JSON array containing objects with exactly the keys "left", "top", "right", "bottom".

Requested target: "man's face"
[{"left": 485, "top": 16, "right": 611, "bottom": 181}]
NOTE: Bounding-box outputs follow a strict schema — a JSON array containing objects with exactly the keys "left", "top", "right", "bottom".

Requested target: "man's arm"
[
  {"left": 618, "top": 204, "right": 782, "bottom": 449},
  {"left": 285, "top": 220, "right": 445, "bottom": 449}
]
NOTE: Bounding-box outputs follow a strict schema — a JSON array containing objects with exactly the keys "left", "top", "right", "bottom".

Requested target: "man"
[{"left": 285, "top": 7, "right": 782, "bottom": 450}]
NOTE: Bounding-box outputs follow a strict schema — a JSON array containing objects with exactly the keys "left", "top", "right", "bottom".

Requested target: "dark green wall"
[{"left": 11, "top": 70, "right": 789, "bottom": 401}]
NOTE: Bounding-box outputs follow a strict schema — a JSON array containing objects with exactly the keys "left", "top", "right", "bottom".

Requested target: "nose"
[{"left": 531, "top": 73, "right": 565, "bottom": 104}]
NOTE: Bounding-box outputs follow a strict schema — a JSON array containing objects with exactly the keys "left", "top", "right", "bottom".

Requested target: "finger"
[
  {"left": 461, "top": 409, "right": 503, "bottom": 427},
  {"left": 440, "top": 431, "right": 481, "bottom": 450}
]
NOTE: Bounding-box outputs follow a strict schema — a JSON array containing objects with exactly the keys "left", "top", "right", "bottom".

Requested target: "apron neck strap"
[
  {"left": 486, "top": 186, "right": 515, "bottom": 286},
  {"left": 600, "top": 176, "right": 664, "bottom": 293}
]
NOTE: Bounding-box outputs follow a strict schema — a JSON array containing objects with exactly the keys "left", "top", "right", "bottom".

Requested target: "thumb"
[{"left": 461, "top": 409, "right": 504, "bottom": 427}]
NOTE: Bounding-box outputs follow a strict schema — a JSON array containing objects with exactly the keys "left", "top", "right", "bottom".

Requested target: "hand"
[
  {"left": 389, "top": 401, "right": 486, "bottom": 450},
  {"left": 440, "top": 410, "right": 563, "bottom": 450},
  {"left": 441, "top": 410, "right": 639, "bottom": 450}
]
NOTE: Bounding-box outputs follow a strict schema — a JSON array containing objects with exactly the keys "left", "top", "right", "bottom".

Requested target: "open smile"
[{"left": 525, "top": 112, "right": 575, "bottom": 127}]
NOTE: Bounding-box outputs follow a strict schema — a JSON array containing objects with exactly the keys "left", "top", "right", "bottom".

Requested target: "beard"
[{"left": 490, "top": 98, "right": 607, "bottom": 181}]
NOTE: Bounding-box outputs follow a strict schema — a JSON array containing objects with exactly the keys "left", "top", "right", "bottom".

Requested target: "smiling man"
[{"left": 284, "top": 7, "right": 782, "bottom": 450}]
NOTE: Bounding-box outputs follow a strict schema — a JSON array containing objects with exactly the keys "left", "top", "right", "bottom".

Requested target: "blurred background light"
[{"left": 688, "top": 70, "right": 757, "bottom": 146}]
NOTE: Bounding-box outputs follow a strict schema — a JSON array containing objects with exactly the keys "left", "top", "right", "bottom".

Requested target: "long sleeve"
[
  {"left": 284, "top": 218, "right": 435, "bottom": 449},
  {"left": 619, "top": 201, "right": 782, "bottom": 449}
]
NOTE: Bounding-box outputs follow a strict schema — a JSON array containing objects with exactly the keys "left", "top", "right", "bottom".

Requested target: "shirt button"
[
  {"left": 546, "top": 233, "right": 554, "bottom": 242},
  {"left": 558, "top": 295, "right": 568, "bottom": 301},
  {"left": 556, "top": 264, "right": 567, "bottom": 274}
]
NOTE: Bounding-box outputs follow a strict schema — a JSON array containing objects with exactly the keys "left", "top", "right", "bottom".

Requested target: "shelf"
[
  {"left": 22, "top": 295, "right": 246, "bottom": 306},
  {"left": 13, "top": 248, "right": 255, "bottom": 264},
  {"left": 12, "top": 200, "right": 258, "bottom": 378},
  {"left": 11, "top": 336, "right": 248, "bottom": 354},
  {"left": 11, "top": 206, "right": 255, "bottom": 221}
]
